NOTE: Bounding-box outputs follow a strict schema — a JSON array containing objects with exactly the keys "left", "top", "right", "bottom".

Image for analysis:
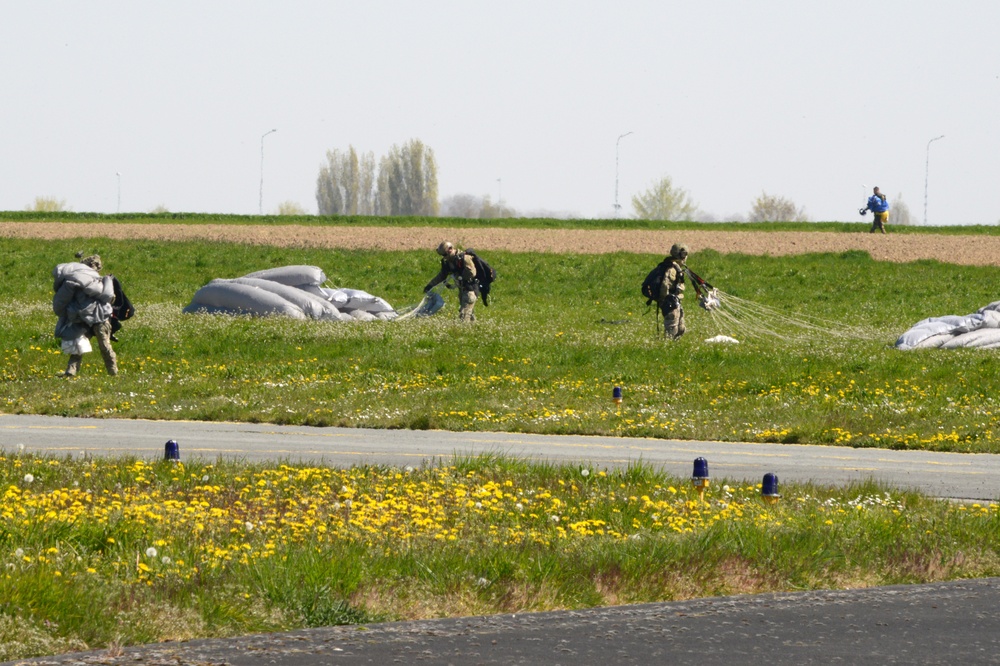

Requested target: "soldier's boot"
[
  {"left": 62, "top": 355, "right": 82, "bottom": 377},
  {"left": 459, "top": 296, "right": 477, "bottom": 322}
]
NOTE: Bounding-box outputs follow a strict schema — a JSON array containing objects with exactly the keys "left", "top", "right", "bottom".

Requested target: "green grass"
[
  {"left": 3, "top": 237, "right": 1000, "bottom": 451},
  {"left": 0, "top": 452, "right": 997, "bottom": 659},
  {"left": 4, "top": 210, "right": 1000, "bottom": 233},
  {"left": 2, "top": 231, "right": 1000, "bottom": 659}
]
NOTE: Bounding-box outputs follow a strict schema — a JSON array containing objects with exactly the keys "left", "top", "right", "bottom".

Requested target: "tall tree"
[
  {"left": 316, "top": 150, "right": 344, "bottom": 216},
  {"left": 631, "top": 176, "right": 698, "bottom": 221},
  {"left": 376, "top": 139, "right": 439, "bottom": 216},
  {"left": 319, "top": 140, "right": 434, "bottom": 217},
  {"left": 316, "top": 146, "right": 376, "bottom": 216},
  {"left": 748, "top": 192, "right": 808, "bottom": 222}
]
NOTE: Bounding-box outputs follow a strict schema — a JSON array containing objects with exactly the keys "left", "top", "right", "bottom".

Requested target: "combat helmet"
[
  {"left": 437, "top": 241, "right": 454, "bottom": 256},
  {"left": 81, "top": 254, "right": 103, "bottom": 271},
  {"left": 669, "top": 243, "right": 689, "bottom": 261}
]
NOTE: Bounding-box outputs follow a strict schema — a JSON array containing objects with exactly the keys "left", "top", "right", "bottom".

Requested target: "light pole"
[
  {"left": 614, "top": 131, "right": 634, "bottom": 218},
  {"left": 923, "top": 134, "right": 944, "bottom": 225},
  {"left": 259, "top": 128, "right": 277, "bottom": 215},
  {"left": 497, "top": 178, "right": 502, "bottom": 208},
  {"left": 115, "top": 172, "right": 121, "bottom": 213}
]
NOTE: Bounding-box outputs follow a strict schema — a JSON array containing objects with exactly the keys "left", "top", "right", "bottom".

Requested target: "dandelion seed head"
[
  {"left": 23, "top": 474, "right": 34, "bottom": 484},
  {"left": 580, "top": 469, "right": 590, "bottom": 477},
  {"left": 14, "top": 548, "right": 24, "bottom": 558},
  {"left": 161, "top": 556, "right": 172, "bottom": 565},
  {"left": 145, "top": 547, "right": 158, "bottom": 558}
]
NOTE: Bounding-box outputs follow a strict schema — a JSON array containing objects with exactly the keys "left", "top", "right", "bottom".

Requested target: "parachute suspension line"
[
  {"left": 393, "top": 288, "right": 446, "bottom": 322},
  {"left": 702, "top": 290, "right": 883, "bottom": 343},
  {"left": 710, "top": 298, "right": 803, "bottom": 342},
  {"left": 393, "top": 292, "right": 430, "bottom": 321},
  {"left": 719, "top": 291, "right": 868, "bottom": 337}
]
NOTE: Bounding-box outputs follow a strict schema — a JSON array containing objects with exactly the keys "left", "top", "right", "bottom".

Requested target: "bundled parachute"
[
  {"left": 895, "top": 301, "right": 1000, "bottom": 350},
  {"left": 183, "top": 265, "right": 442, "bottom": 321}
]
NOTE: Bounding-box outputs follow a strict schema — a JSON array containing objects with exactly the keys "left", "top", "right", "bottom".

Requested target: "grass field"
[
  {"left": 2, "top": 236, "right": 999, "bottom": 452},
  {"left": 3, "top": 227, "right": 1000, "bottom": 658}
]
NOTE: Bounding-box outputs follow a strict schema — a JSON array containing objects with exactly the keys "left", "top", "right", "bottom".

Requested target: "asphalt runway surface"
[
  {"left": 4, "top": 415, "right": 1000, "bottom": 665},
  {"left": 10, "top": 578, "right": 1000, "bottom": 665},
  {"left": 3, "top": 414, "right": 999, "bottom": 501}
]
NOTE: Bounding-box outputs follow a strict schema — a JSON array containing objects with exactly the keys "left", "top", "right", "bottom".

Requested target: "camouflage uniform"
[
  {"left": 53, "top": 255, "right": 118, "bottom": 377},
  {"left": 659, "top": 244, "right": 688, "bottom": 340},
  {"left": 425, "top": 242, "right": 478, "bottom": 321},
  {"left": 65, "top": 320, "right": 117, "bottom": 377}
]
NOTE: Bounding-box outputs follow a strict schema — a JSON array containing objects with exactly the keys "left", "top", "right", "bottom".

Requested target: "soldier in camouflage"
[
  {"left": 53, "top": 254, "right": 119, "bottom": 377},
  {"left": 659, "top": 243, "right": 688, "bottom": 340},
  {"left": 424, "top": 241, "right": 478, "bottom": 321}
]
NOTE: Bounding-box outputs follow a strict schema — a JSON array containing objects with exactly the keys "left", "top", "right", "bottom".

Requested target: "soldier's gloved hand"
[{"left": 423, "top": 285, "right": 432, "bottom": 293}]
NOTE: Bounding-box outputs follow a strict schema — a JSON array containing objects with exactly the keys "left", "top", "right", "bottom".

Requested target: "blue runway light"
[
  {"left": 762, "top": 473, "right": 780, "bottom": 502},
  {"left": 692, "top": 457, "right": 709, "bottom": 479},
  {"left": 691, "top": 457, "right": 710, "bottom": 501},
  {"left": 612, "top": 386, "right": 622, "bottom": 405},
  {"left": 164, "top": 440, "right": 180, "bottom": 461}
]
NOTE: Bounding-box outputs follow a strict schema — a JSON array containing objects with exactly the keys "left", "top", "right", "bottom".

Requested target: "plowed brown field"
[{"left": 4, "top": 222, "right": 999, "bottom": 267}]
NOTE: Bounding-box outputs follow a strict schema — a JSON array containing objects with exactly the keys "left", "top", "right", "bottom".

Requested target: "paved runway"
[
  {"left": 2, "top": 414, "right": 999, "bottom": 500},
  {"left": 11, "top": 578, "right": 1000, "bottom": 665}
]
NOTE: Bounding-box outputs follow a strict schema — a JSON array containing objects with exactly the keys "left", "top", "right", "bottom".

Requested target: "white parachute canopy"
[
  {"left": 895, "top": 301, "right": 1000, "bottom": 350},
  {"left": 183, "top": 265, "right": 443, "bottom": 321}
]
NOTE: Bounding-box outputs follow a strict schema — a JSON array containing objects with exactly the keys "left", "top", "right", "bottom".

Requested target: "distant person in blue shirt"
[{"left": 864, "top": 186, "right": 890, "bottom": 234}]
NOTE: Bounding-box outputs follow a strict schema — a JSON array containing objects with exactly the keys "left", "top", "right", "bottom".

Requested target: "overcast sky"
[{"left": 3, "top": 1, "right": 998, "bottom": 224}]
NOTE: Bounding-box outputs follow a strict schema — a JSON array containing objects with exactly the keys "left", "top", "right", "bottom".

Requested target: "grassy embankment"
[{"left": 1, "top": 453, "right": 998, "bottom": 659}]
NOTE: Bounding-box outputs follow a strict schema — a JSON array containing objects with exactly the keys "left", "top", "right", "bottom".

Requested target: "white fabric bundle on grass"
[
  {"left": 895, "top": 301, "right": 1000, "bottom": 350},
  {"left": 183, "top": 265, "right": 414, "bottom": 322}
]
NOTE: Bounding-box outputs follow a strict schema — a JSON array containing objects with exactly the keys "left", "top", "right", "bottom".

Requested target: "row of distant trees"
[
  {"left": 631, "top": 175, "right": 914, "bottom": 225},
  {"left": 20, "top": 141, "right": 915, "bottom": 224},
  {"left": 316, "top": 139, "right": 439, "bottom": 216}
]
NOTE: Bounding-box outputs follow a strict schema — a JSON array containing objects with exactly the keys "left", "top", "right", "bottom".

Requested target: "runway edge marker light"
[
  {"left": 164, "top": 440, "right": 180, "bottom": 461},
  {"left": 692, "top": 457, "right": 709, "bottom": 502},
  {"left": 762, "top": 473, "right": 780, "bottom": 503}
]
